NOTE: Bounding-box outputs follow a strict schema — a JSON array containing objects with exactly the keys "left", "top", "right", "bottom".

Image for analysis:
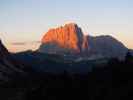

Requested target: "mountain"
[
  {"left": 39, "top": 23, "right": 128, "bottom": 59},
  {"left": 88, "top": 35, "right": 128, "bottom": 60},
  {"left": 0, "top": 40, "right": 24, "bottom": 82},
  {"left": 39, "top": 23, "right": 89, "bottom": 55}
]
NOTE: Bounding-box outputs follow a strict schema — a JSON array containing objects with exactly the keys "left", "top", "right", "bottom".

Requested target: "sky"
[{"left": 0, "top": 0, "right": 133, "bottom": 52}]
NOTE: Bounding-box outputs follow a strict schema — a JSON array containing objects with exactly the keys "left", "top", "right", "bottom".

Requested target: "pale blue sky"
[{"left": 0, "top": 0, "right": 133, "bottom": 52}]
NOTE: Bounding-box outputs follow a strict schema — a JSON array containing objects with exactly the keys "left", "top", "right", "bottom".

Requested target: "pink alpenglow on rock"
[{"left": 40, "top": 23, "right": 89, "bottom": 54}]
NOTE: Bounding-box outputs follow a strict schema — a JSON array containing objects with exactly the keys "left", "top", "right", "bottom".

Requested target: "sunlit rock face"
[{"left": 40, "top": 23, "right": 89, "bottom": 54}]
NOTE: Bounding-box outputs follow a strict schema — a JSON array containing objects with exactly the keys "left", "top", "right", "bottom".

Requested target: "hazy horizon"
[{"left": 0, "top": 0, "right": 133, "bottom": 52}]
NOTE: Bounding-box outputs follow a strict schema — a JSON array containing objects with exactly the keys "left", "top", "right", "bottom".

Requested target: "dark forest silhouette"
[{"left": 0, "top": 51, "right": 133, "bottom": 100}]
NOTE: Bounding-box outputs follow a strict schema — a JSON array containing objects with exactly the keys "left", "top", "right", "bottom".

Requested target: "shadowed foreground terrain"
[{"left": 0, "top": 51, "right": 133, "bottom": 100}]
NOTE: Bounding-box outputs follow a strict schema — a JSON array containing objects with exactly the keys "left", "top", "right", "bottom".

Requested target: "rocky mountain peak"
[
  {"left": 40, "top": 23, "right": 88, "bottom": 54},
  {"left": 39, "top": 23, "right": 127, "bottom": 59}
]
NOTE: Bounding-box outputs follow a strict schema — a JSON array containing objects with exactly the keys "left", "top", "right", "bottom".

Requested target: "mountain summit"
[
  {"left": 39, "top": 23, "right": 128, "bottom": 59},
  {"left": 40, "top": 23, "right": 89, "bottom": 54}
]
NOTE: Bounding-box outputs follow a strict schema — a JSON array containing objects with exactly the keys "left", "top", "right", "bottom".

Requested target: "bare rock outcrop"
[{"left": 40, "top": 23, "right": 89, "bottom": 54}]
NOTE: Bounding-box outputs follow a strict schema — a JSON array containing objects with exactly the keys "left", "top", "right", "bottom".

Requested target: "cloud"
[
  {"left": 11, "top": 41, "right": 41, "bottom": 46},
  {"left": 11, "top": 42, "right": 27, "bottom": 45},
  {"left": 30, "top": 41, "right": 41, "bottom": 44}
]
